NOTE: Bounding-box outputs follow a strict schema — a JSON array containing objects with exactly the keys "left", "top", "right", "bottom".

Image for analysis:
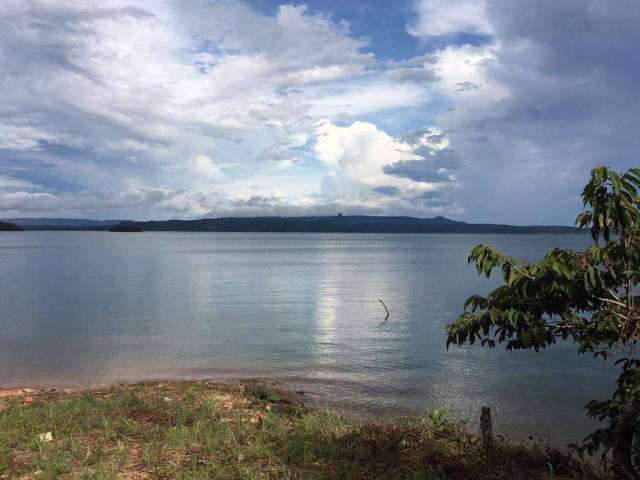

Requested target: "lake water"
[{"left": 0, "top": 231, "right": 615, "bottom": 445}]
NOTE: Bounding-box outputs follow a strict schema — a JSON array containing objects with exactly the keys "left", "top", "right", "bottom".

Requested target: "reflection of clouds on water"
[
  {"left": 314, "top": 288, "right": 338, "bottom": 353},
  {"left": 310, "top": 237, "right": 414, "bottom": 406},
  {"left": 0, "top": 231, "right": 613, "bottom": 445},
  {"left": 311, "top": 244, "right": 344, "bottom": 374}
]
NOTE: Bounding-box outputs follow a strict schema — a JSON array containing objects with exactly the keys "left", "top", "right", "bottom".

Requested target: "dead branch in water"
[{"left": 378, "top": 299, "right": 390, "bottom": 321}]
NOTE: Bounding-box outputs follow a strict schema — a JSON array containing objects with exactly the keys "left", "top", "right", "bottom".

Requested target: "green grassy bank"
[{"left": 0, "top": 381, "right": 600, "bottom": 479}]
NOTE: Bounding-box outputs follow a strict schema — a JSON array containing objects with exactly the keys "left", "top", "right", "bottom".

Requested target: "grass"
[{"left": 0, "top": 381, "right": 601, "bottom": 479}]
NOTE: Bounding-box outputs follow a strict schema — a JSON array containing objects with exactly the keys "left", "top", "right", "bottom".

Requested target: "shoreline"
[
  {"left": 0, "top": 377, "right": 588, "bottom": 449},
  {"left": 0, "top": 379, "right": 601, "bottom": 479}
]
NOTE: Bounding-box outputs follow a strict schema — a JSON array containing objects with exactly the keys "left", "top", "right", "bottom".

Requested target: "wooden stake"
[{"left": 481, "top": 406, "right": 493, "bottom": 448}]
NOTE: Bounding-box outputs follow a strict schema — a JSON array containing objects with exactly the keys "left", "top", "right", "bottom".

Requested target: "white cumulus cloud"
[{"left": 408, "top": 0, "right": 493, "bottom": 37}]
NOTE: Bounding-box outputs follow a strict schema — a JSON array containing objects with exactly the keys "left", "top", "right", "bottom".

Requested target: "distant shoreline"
[{"left": 5, "top": 215, "right": 584, "bottom": 234}]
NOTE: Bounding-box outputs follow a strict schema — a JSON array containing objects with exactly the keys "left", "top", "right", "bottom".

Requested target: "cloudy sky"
[{"left": 1, "top": 0, "right": 638, "bottom": 224}]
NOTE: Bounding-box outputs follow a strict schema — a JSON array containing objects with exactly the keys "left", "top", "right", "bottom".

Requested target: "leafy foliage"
[{"left": 446, "top": 167, "right": 640, "bottom": 475}]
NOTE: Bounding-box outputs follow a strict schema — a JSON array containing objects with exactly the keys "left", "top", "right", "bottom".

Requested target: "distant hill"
[
  {"left": 0, "top": 221, "right": 23, "bottom": 231},
  {"left": 7, "top": 218, "right": 123, "bottom": 231},
  {"left": 109, "top": 223, "right": 143, "bottom": 233},
  {"left": 110, "top": 216, "right": 582, "bottom": 234}
]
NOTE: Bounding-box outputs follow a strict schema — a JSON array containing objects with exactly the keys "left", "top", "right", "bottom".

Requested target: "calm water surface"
[{"left": 0, "top": 231, "right": 614, "bottom": 444}]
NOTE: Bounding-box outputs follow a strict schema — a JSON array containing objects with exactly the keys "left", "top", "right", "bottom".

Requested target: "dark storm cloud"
[
  {"left": 383, "top": 128, "right": 462, "bottom": 184},
  {"left": 383, "top": 160, "right": 452, "bottom": 183},
  {"left": 436, "top": 0, "right": 640, "bottom": 224},
  {"left": 486, "top": 0, "right": 640, "bottom": 80},
  {"left": 385, "top": 54, "right": 440, "bottom": 83},
  {"left": 414, "top": 189, "right": 454, "bottom": 207},
  {"left": 454, "top": 81, "right": 480, "bottom": 92},
  {"left": 373, "top": 186, "right": 400, "bottom": 196},
  {"left": 0, "top": 157, "right": 83, "bottom": 193}
]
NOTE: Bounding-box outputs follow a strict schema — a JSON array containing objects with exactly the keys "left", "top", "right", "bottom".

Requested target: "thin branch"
[
  {"left": 513, "top": 266, "right": 536, "bottom": 280},
  {"left": 608, "top": 288, "right": 622, "bottom": 301},
  {"left": 596, "top": 297, "right": 628, "bottom": 309},
  {"left": 610, "top": 311, "right": 631, "bottom": 321}
]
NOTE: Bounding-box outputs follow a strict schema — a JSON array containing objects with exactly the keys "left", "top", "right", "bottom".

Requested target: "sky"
[{"left": 0, "top": 0, "right": 639, "bottom": 224}]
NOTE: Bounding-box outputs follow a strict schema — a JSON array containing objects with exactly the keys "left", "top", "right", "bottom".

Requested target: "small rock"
[
  {"left": 38, "top": 432, "right": 53, "bottom": 443},
  {"left": 272, "top": 387, "right": 304, "bottom": 405},
  {"left": 163, "top": 396, "right": 171, "bottom": 402}
]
